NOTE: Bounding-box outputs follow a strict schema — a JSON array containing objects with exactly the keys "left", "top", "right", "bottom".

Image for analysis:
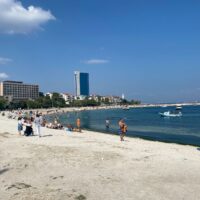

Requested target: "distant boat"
[
  {"left": 176, "top": 106, "right": 182, "bottom": 110},
  {"left": 122, "top": 105, "right": 130, "bottom": 110},
  {"left": 159, "top": 111, "right": 182, "bottom": 117},
  {"left": 161, "top": 105, "right": 168, "bottom": 108}
]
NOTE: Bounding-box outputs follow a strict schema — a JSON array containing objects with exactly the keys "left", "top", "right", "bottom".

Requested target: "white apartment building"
[{"left": 60, "top": 93, "right": 74, "bottom": 104}]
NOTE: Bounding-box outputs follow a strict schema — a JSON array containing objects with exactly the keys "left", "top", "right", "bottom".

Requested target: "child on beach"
[{"left": 17, "top": 117, "right": 23, "bottom": 135}]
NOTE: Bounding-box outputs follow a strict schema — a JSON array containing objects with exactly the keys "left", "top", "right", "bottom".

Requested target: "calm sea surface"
[{"left": 47, "top": 105, "right": 200, "bottom": 146}]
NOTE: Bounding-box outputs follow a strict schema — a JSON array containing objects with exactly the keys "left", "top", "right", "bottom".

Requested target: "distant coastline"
[{"left": 6, "top": 102, "right": 199, "bottom": 116}]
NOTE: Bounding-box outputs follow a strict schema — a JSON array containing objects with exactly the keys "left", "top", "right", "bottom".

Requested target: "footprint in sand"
[
  {"left": 75, "top": 194, "right": 87, "bottom": 200},
  {"left": 7, "top": 182, "right": 32, "bottom": 190},
  {"left": 50, "top": 176, "right": 64, "bottom": 180}
]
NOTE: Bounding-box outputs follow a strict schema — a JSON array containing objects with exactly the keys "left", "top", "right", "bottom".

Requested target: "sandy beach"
[{"left": 0, "top": 115, "right": 200, "bottom": 200}]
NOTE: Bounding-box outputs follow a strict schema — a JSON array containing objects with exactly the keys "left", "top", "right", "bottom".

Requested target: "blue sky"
[{"left": 0, "top": 0, "right": 200, "bottom": 103}]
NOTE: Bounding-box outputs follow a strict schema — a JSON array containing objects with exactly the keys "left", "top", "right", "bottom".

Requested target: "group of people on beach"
[
  {"left": 65, "top": 118, "right": 81, "bottom": 132},
  {"left": 17, "top": 113, "right": 44, "bottom": 137},
  {"left": 16, "top": 110, "right": 82, "bottom": 137},
  {"left": 18, "top": 113, "right": 127, "bottom": 141},
  {"left": 2, "top": 109, "right": 128, "bottom": 141},
  {"left": 105, "top": 118, "right": 128, "bottom": 141},
  {"left": 45, "top": 116, "right": 63, "bottom": 129}
]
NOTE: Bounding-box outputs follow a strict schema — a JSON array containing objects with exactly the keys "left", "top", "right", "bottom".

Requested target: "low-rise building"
[
  {"left": 45, "top": 92, "right": 53, "bottom": 99},
  {"left": 89, "top": 94, "right": 101, "bottom": 102},
  {"left": 60, "top": 93, "right": 75, "bottom": 104},
  {"left": 100, "top": 95, "right": 122, "bottom": 104}
]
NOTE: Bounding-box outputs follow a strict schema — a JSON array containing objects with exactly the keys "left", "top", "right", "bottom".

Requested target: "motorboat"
[{"left": 159, "top": 111, "right": 182, "bottom": 117}]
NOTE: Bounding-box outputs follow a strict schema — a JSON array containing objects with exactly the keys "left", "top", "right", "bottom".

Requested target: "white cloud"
[
  {"left": 0, "top": 0, "right": 55, "bottom": 34},
  {"left": 0, "top": 57, "right": 12, "bottom": 65},
  {"left": 0, "top": 72, "right": 9, "bottom": 79},
  {"left": 83, "top": 59, "right": 109, "bottom": 64}
]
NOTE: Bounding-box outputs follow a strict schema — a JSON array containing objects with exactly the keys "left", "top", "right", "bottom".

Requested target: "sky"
[{"left": 0, "top": 0, "right": 200, "bottom": 103}]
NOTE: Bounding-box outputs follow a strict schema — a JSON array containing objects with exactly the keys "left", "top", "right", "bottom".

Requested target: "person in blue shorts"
[{"left": 17, "top": 117, "right": 23, "bottom": 135}]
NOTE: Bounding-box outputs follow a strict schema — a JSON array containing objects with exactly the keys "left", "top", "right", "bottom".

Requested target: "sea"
[{"left": 46, "top": 105, "right": 200, "bottom": 146}]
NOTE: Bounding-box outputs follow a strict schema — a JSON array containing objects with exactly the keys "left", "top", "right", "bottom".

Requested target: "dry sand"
[{"left": 0, "top": 115, "right": 200, "bottom": 200}]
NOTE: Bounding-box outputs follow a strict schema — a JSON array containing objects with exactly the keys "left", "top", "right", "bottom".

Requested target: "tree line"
[{"left": 0, "top": 93, "right": 141, "bottom": 110}]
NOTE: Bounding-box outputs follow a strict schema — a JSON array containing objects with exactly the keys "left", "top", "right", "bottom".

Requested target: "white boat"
[
  {"left": 159, "top": 111, "right": 182, "bottom": 117},
  {"left": 161, "top": 105, "right": 168, "bottom": 108},
  {"left": 176, "top": 106, "right": 182, "bottom": 110},
  {"left": 122, "top": 106, "right": 130, "bottom": 110}
]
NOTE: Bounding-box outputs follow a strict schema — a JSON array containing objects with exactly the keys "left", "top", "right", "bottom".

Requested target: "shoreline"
[
  {"left": 2, "top": 103, "right": 200, "bottom": 147},
  {"left": 44, "top": 104, "right": 200, "bottom": 148},
  {"left": 2, "top": 111, "right": 200, "bottom": 148},
  {"left": 2, "top": 102, "right": 200, "bottom": 116},
  {"left": 84, "top": 128, "right": 200, "bottom": 148}
]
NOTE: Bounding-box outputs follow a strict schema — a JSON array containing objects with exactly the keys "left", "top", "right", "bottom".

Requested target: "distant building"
[
  {"left": 45, "top": 92, "right": 53, "bottom": 99},
  {"left": 101, "top": 95, "right": 122, "bottom": 104},
  {"left": 0, "top": 81, "right": 39, "bottom": 101},
  {"left": 74, "top": 71, "right": 89, "bottom": 96},
  {"left": 89, "top": 94, "right": 100, "bottom": 102},
  {"left": 45, "top": 92, "right": 75, "bottom": 104},
  {"left": 60, "top": 93, "right": 74, "bottom": 104},
  {"left": 74, "top": 95, "right": 86, "bottom": 101}
]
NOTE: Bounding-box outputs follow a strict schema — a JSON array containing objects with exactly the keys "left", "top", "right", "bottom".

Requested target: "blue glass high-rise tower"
[{"left": 74, "top": 71, "right": 89, "bottom": 96}]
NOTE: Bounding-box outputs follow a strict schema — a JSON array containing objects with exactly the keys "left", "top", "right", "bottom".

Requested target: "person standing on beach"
[
  {"left": 76, "top": 118, "right": 81, "bottom": 132},
  {"left": 118, "top": 119, "right": 127, "bottom": 141},
  {"left": 17, "top": 116, "right": 23, "bottom": 135},
  {"left": 39, "top": 113, "right": 44, "bottom": 126},
  {"left": 105, "top": 119, "right": 110, "bottom": 129},
  {"left": 34, "top": 114, "right": 42, "bottom": 137}
]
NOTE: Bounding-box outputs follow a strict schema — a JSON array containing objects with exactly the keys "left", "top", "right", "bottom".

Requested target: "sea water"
[{"left": 47, "top": 105, "right": 200, "bottom": 146}]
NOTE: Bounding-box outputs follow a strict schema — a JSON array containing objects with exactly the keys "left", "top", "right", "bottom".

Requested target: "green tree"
[
  {"left": 121, "top": 99, "right": 129, "bottom": 105},
  {"left": 104, "top": 98, "right": 110, "bottom": 105},
  {"left": 8, "top": 101, "right": 27, "bottom": 110},
  {"left": 51, "top": 93, "right": 66, "bottom": 108},
  {"left": 26, "top": 100, "right": 40, "bottom": 109},
  {"left": 39, "top": 92, "right": 44, "bottom": 97},
  {"left": 42, "top": 96, "right": 52, "bottom": 108},
  {"left": 70, "top": 99, "right": 100, "bottom": 107},
  {"left": 130, "top": 100, "right": 141, "bottom": 105},
  {"left": 0, "top": 98, "right": 8, "bottom": 110}
]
